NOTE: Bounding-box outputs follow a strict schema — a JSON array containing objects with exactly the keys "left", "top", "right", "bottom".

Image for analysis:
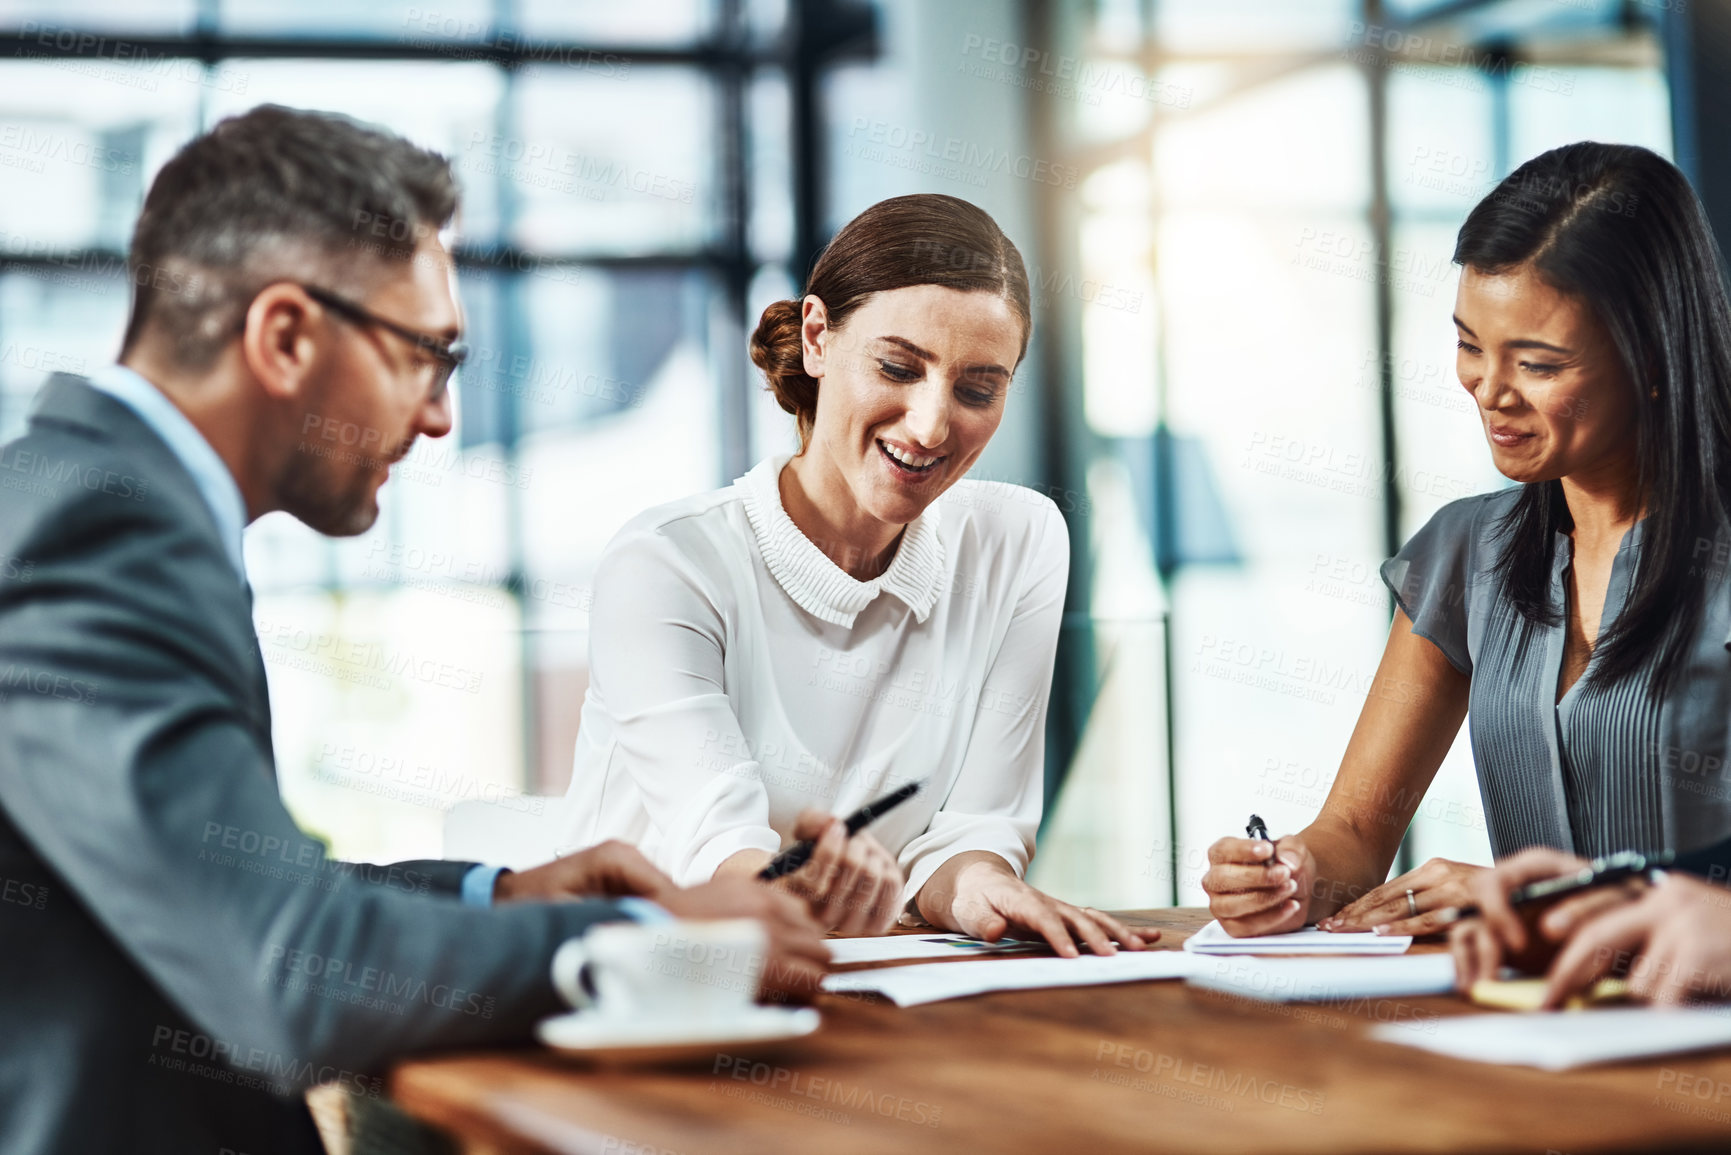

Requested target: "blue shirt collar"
[{"left": 86, "top": 364, "right": 249, "bottom": 579}]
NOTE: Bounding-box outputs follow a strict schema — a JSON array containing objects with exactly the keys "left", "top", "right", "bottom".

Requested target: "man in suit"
[{"left": 0, "top": 104, "right": 827, "bottom": 1155}]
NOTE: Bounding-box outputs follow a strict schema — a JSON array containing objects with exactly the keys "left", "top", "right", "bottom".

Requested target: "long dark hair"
[{"left": 1454, "top": 142, "right": 1731, "bottom": 696}]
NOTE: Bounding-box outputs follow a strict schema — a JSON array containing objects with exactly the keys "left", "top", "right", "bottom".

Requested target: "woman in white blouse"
[{"left": 555, "top": 194, "right": 1155, "bottom": 955}]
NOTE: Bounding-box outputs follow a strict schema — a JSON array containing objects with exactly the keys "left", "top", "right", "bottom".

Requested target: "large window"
[
  {"left": 0, "top": 0, "right": 1686, "bottom": 904},
  {"left": 1029, "top": 0, "right": 1675, "bottom": 904},
  {"left": 0, "top": 0, "right": 800, "bottom": 863}
]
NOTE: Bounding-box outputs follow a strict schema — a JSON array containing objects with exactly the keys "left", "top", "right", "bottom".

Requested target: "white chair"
[{"left": 443, "top": 796, "right": 562, "bottom": 871}]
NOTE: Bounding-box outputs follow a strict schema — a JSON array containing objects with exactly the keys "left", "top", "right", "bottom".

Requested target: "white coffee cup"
[{"left": 552, "top": 919, "right": 768, "bottom": 1023}]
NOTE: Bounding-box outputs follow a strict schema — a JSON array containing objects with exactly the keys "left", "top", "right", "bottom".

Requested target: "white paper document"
[
  {"left": 824, "top": 934, "right": 1041, "bottom": 966},
  {"left": 822, "top": 951, "right": 1199, "bottom": 1006},
  {"left": 1187, "top": 953, "right": 1456, "bottom": 1003},
  {"left": 1183, "top": 919, "right": 1411, "bottom": 955},
  {"left": 1368, "top": 1006, "right": 1731, "bottom": 1070}
]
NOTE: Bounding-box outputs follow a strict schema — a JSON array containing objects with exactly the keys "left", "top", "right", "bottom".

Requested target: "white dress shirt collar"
[
  {"left": 736, "top": 454, "right": 946, "bottom": 629},
  {"left": 87, "top": 363, "right": 249, "bottom": 580}
]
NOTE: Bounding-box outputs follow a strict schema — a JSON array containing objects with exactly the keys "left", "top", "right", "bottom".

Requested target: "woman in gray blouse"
[{"left": 1201, "top": 141, "right": 1731, "bottom": 938}]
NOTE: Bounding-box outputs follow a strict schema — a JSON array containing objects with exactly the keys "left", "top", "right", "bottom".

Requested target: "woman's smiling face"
[
  {"left": 800, "top": 283, "right": 1024, "bottom": 529},
  {"left": 1453, "top": 262, "right": 1639, "bottom": 487}
]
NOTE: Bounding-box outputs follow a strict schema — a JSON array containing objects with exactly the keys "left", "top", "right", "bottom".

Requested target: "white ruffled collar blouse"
[
  {"left": 735, "top": 455, "right": 946, "bottom": 628},
  {"left": 556, "top": 454, "right": 1070, "bottom": 903}
]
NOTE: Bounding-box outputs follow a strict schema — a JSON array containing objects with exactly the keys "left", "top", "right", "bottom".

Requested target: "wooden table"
[{"left": 391, "top": 909, "right": 1731, "bottom": 1153}]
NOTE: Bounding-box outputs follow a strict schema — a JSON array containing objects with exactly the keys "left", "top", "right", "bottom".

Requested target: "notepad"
[
  {"left": 1368, "top": 1006, "right": 1731, "bottom": 1070},
  {"left": 822, "top": 951, "right": 1199, "bottom": 1006},
  {"left": 1468, "top": 977, "right": 1630, "bottom": 1011},
  {"left": 1183, "top": 919, "right": 1411, "bottom": 955},
  {"left": 1187, "top": 953, "right": 1456, "bottom": 1003},
  {"left": 824, "top": 934, "right": 1041, "bottom": 965}
]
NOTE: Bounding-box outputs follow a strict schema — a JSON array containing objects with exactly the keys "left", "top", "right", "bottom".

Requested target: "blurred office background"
[{"left": 0, "top": 0, "right": 1708, "bottom": 904}]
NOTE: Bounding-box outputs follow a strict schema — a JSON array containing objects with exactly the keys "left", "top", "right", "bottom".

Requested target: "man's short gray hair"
[{"left": 121, "top": 103, "right": 459, "bottom": 370}]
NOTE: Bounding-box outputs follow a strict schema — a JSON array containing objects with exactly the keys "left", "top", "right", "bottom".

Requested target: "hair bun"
[{"left": 750, "top": 298, "right": 818, "bottom": 441}]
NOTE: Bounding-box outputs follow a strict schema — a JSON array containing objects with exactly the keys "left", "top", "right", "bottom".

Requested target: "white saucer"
[{"left": 537, "top": 1005, "right": 821, "bottom": 1065}]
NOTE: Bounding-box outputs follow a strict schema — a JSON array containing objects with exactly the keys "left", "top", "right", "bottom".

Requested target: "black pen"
[
  {"left": 1445, "top": 849, "right": 1675, "bottom": 923},
  {"left": 758, "top": 780, "right": 924, "bottom": 881},
  {"left": 1246, "top": 813, "right": 1273, "bottom": 851}
]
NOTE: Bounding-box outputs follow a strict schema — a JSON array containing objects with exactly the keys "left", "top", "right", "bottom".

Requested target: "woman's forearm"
[
  {"left": 714, "top": 848, "right": 774, "bottom": 881},
  {"left": 1298, "top": 809, "right": 1403, "bottom": 922},
  {"left": 914, "top": 850, "right": 1015, "bottom": 929},
  {"left": 1295, "top": 610, "right": 1471, "bottom": 922}
]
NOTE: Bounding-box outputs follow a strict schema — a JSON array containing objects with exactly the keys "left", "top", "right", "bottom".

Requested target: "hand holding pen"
[
  {"left": 1198, "top": 813, "right": 1317, "bottom": 938},
  {"left": 760, "top": 782, "right": 922, "bottom": 937},
  {"left": 1449, "top": 845, "right": 1667, "bottom": 991}
]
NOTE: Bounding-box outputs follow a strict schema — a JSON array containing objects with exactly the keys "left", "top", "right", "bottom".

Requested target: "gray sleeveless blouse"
[{"left": 1379, "top": 489, "right": 1731, "bottom": 860}]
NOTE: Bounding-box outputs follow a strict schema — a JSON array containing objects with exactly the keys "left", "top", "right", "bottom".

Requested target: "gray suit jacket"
[{"left": 0, "top": 376, "right": 627, "bottom": 1155}]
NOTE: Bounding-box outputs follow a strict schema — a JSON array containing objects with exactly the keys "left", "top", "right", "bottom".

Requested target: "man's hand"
[
  {"left": 1543, "top": 872, "right": 1731, "bottom": 1006},
  {"left": 493, "top": 840, "right": 671, "bottom": 903},
  {"left": 656, "top": 877, "right": 831, "bottom": 1004},
  {"left": 1448, "top": 846, "right": 1596, "bottom": 987}
]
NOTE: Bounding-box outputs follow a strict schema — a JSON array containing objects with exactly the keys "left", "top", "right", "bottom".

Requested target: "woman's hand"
[
  {"left": 1543, "top": 872, "right": 1731, "bottom": 1007},
  {"left": 770, "top": 809, "right": 904, "bottom": 936},
  {"left": 917, "top": 852, "right": 1157, "bottom": 957},
  {"left": 1319, "top": 856, "right": 1482, "bottom": 937},
  {"left": 1201, "top": 834, "right": 1316, "bottom": 937}
]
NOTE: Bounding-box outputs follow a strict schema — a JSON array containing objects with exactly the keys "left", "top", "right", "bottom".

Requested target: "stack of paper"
[
  {"left": 821, "top": 951, "right": 1199, "bottom": 1007},
  {"left": 1368, "top": 1006, "right": 1731, "bottom": 1070},
  {"left": 1183, "top": 920, "right": 1411, "bottom": 955},
  {"left": 1188, "top": 953, "right": 1456, "bottom": 1003},
  {"left": 825, "top": 934, "right": 1041, "bottom": 966}
]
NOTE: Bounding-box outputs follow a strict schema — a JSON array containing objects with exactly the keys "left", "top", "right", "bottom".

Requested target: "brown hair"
[
  {"left": 749, "top": 194, "right": 1032, "bottom": 447},
  {"left": 122, "top": 104, "right": 457, "bottom": 370}
]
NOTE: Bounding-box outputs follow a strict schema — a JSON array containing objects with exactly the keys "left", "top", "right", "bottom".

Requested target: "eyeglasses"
[{"left": 299, "top": 283, "right": 469, "bottom": 402}]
